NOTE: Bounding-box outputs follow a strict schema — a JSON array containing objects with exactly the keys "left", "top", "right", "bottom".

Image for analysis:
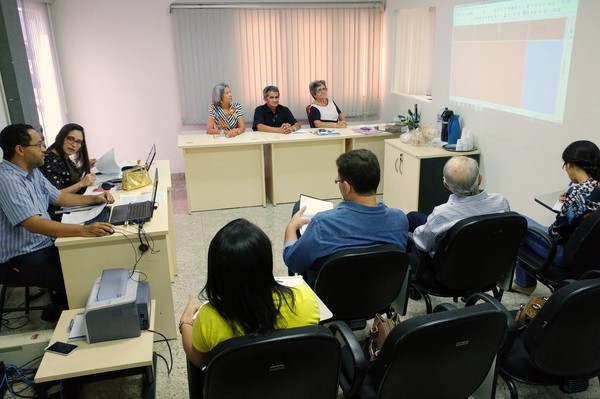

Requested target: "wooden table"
[
  {"left": 35, "top": 301, "right": 156, "bottom": 398},
  {"left": 55, "top": 161, "right": 177, "bottom": 339}
]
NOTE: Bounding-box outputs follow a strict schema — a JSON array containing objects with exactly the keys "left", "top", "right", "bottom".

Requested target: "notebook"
[{"left": 109, "top": 168, "right": 159, "bottom": 226}]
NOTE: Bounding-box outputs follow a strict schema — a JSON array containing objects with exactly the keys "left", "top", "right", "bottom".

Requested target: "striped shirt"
[
  {"left": 208, "top": 102, "right": 244, "bottom": 130},
  {"left": 413, "top": 190, "right": 510, "bottom": 256},
  {"left": 0, "top": 160, "right": 60, "bottom": 262}
]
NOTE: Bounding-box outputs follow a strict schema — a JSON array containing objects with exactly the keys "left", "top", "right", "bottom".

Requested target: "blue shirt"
[
  {"left": 283, "top": 201, "right": 408, "bottom": 274},
  {"left": 0, "top": 160, "right": 60, "bottom": 262}
]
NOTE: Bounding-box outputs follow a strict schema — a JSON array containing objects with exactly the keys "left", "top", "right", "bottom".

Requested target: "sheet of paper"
[
  {"left": 313, "top": 129, "right": 341, "bottom": 136},
  {"left": 553, "top": 200, "right": 563, "bottom": 212},
  {"left": 94, "top": 148, "right": 121, "bottom": 175},
  {"left": 299, "top": 194, "right": 333, "bottom": 235},
  {"left": 68, "top": 313, "right": 87, "bottom": 342},
  {"left": 291, "top": 128, "right": 306, "bottom": 134},
  {"left": 60, "top": 204, "right": 107, "bottom": 224},
  {"left": 275, "top": 275, "right": 306, "bottom": 287}
]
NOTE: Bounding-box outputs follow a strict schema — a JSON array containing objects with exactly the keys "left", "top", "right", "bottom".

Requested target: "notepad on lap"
[{"left": 299, "top": 194, "right": 333, "bottom": 235}]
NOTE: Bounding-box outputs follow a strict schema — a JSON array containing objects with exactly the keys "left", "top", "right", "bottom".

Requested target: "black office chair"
[
  {"left": 498, "top": 277, "right": 600, "bottom": 399},
  {"left": 330, "top": 298, "right": 508, "bottom": 399},
  {"left": 410, "top": 212, "right": 527, "bottom": 313},
  {"left": 516, "top": 208, "right": 600, "bottom": 291},
  {"left": 187, "top": 323, "right": 359, "bottom": 399},
  {"left": 312, "top": 244, "right": 409, "bottom": 329},
  {"left": 0, "top": 260, "right": 57, "bottom": 331}
]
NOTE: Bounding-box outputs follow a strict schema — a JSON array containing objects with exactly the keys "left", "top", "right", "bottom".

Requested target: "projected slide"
[{"left": 449, "top": 0, "right": 579, "bottom": 123}]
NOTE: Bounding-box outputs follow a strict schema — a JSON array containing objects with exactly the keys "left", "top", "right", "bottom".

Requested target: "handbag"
[
  {"left": 365, "top": 312, "right": 401, "bottom": 362},
  {"left": 121, "top": 166, "right": 152, "bottom": 191},
  {"left": 515, "top": 295, "right": 548, "bottom": 327}
]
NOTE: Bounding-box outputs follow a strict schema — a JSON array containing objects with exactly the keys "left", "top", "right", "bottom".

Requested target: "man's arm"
[
  {"left": 20, "top": 215, "right": 114, "bottom": 237},
  {"left": 53, "top": 191, "right": 113, "bottom": 207}
]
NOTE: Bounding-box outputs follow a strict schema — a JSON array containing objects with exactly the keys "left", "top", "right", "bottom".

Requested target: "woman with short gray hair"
[
  {"left": 307, "top": 80, "right": 347, "bottom": 128},
  {"left": 206, "top": 83, "right": 245, "bottom": 137}
]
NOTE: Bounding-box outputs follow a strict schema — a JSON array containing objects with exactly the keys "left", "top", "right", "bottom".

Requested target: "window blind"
[{"left": 172, "top": 5, "right": 382, "bottom": 125}]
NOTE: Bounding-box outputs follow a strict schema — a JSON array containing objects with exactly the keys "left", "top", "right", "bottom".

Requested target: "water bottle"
[
  {"left": 440, "top": 108, "right": 453, "bottom": 142},
  {"left": 447, "top": 115, "right": 461, "bottom": 145},
  {"left": 436, "top": 108, "right": 443, "bottom": 135}
]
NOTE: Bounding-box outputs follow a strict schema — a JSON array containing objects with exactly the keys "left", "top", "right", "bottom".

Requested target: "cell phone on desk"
[{"left": 45, "top": 341, "right": 78, "bottom": 355}]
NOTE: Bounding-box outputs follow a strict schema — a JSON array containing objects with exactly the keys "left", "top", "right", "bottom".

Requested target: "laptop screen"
[{"left": 145, "top": 144, "right": 156, "bottom": 170}]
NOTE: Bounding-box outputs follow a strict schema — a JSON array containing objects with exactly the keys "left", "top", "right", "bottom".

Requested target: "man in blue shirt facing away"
[
  {"left": 0, "top": 124, "right": 115, "bottom": 321},
  {"left": 283, "top": 149, "right": 409, "bottom": 284}
]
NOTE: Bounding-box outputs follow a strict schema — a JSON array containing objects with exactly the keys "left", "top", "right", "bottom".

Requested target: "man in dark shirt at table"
[{"left": 253, "top": 85, "right": 301, "bottom": 134}]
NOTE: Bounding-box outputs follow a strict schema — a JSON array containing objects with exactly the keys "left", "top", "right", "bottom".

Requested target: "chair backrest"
[
  {"left": 371, "top": 302, "right": 507, "bottom": 399},
  {"left": 522, "top": 278, "right": 600, "bottom": 377},
  {"left": 313, "top": 245, "right": 409, "bottom": 321},
  {"left": 190, "top": 325, "right": 341, "bottom": 399},
  {"left": 564, "top": 209, "right": 600, "bottom": 275},
  {"left": 306, "top": 104, "right": 315, "bottom": 128},
  {"left": 432, "top": 212, "right": 527, "bottom": 290}
]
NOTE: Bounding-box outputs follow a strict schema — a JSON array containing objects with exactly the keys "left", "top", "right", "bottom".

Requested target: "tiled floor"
[{"left": 1, "top": 173, "right": 599, "bottom": 398}]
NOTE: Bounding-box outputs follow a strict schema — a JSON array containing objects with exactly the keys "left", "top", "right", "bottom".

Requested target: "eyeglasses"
[
  {"left": 334, "top": 179, "right": 344, "bottom": 184},
  {"left": 21, "top": 142, "right": 45, "bottom": 149},
  {"left": 65, "top": 136, "right": 85, "bottom": 146},
  {"left": 316, "top": 87, "right": 328, "bottom": 93}
]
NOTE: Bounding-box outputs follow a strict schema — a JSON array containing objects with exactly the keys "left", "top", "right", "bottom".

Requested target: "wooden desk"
[
  {"left": 178, "top": 127, "right": 395, "bottom": 210},
  {"left": 344, "top": 129, "right": 397, "bottom": 194},
  {"left": 35, "top": 301, "right": 156, "bottom": 398},
  {"left": 262, "top": 131, "right": 347, "bottom": 205},
  {"left": 178, "top": 132, "right": 267, "bottom": 211},
  {"left": 55, "top": 161, "right": 177, "bottom": 339}
]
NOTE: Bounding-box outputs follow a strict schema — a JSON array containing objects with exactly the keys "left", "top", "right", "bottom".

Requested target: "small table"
[
  {"left": 275, "top": 275, "right": 333, "bottom": 321},
  {"left": 535, "top": 190, "right": 564, "bottom": 213},
  {"left": 35, "top": 301, "right": 156, "bottom": 398}
]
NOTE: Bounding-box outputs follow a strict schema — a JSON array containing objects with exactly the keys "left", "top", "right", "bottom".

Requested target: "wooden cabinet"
[{"left": 383, "top": 139, "right": 480, "bottom": 214}]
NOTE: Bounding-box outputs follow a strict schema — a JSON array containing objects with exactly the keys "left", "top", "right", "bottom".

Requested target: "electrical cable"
[{"left": 147, "top": 329, "right": 173, "bottom": 375}]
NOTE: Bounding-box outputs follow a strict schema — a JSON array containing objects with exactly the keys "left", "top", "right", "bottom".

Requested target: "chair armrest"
[
  {"left": 517, "top": 226, "right": 556, "bottom": 274},
  {"left": 328, "top": 321, "right": 368, "bottom": 398},
  {"left": 432, "top": 303, "right": 458, "bottom": 313},
  {"left": 464, "top": 293, "right": 518, "bottom": 357}
]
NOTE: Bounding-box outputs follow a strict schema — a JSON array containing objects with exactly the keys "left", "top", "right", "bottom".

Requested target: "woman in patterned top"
[
  {"left": 513, "top": 140, "right": 600, "bottom": 293},
  {"left": 40, "top": 123, "right": 96, "bottom": 194},
  {"left": 206, "top": 83, "right": 245, "bottom": 137},
  {"left": 179, "top": 218, "right": 319, "bottom": 369}
]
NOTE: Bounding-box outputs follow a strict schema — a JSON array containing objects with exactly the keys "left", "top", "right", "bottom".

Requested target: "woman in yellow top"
[{"left": 180, "top": 218, "right": 319, "bottom": 369}]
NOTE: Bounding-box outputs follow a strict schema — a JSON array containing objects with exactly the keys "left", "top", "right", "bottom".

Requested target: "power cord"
[{"left": 147, "top": 329, "right": 173, "bottom": 375}]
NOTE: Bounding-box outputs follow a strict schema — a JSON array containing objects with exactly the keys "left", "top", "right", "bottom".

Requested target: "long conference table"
[
  {"left": 54, "top": 160, "right": 178, "bottom": 339},
  {"left": 178, "top": 127, "right": 397, "bottom": 212}
]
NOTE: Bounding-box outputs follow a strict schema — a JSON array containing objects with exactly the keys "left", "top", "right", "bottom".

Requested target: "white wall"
[
  {"left": 382, "top": 0, "right": 600, "bottom": 225},
  {"left": 50, "top": 0, "right": 182, "bottom": 170}
]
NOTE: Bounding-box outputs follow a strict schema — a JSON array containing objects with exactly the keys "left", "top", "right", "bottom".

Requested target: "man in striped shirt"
[{"left": 0, "top": 124, "right": 115, "bottom": 321}]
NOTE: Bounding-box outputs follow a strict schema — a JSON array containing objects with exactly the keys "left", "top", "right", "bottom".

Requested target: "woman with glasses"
[
  {"left": 307, "top": 80, "right": 347, "bottom": 128},
  {"left": 40, "top": 123, "right": 96, "bottom": 195},
  {"left": 512, "top": 140, "right": 600, "bottom": 294},
  {"left": 206, "top": 83, "right": 245, "bottom": 137}
]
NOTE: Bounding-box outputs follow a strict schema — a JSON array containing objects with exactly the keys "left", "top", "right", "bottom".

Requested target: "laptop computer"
[
  {"left": 121, "top": 143, "right": 156, "bottom": 172},
  {"left": 109, "top": 168, "right": 159, "bottom": 226}
]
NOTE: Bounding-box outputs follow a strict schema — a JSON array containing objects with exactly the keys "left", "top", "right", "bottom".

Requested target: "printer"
[{"left": 83, "top": 268, "right": 151, "bottom": 344}]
